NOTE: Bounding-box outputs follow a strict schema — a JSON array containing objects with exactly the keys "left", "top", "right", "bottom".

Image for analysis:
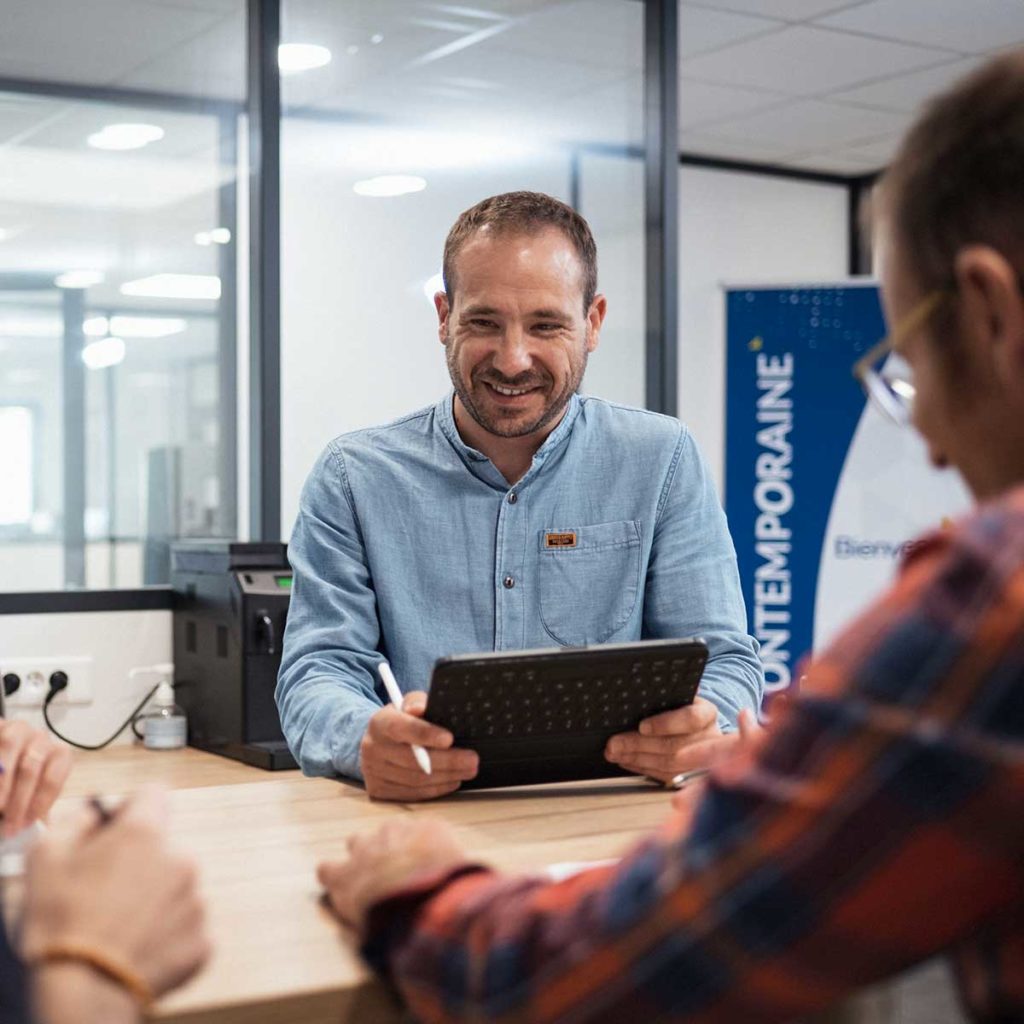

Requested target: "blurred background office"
[{"left": 6, "top": 0, "right": 1022, "bottom": 598}]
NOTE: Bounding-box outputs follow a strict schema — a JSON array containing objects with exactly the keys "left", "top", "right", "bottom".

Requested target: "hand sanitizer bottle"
[{"left": 140, "top": 680, "right": 187, "bottom": 750}]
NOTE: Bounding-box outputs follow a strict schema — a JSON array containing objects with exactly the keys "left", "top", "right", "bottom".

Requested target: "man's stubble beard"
[{"left": 443, "top": 326, "right": 588, "bottom": 439}]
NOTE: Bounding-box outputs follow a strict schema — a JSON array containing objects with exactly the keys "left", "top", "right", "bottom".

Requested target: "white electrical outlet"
[{"left": 1, "top": 656, "right": 94, "bottom": 708}]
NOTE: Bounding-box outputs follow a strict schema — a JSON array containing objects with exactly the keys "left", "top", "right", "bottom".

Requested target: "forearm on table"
[
  {"left": 366, "top": 702, "right": 1014, "bottom": 1023},
  {"left": 31, "top": 962, "right": 139, "bottom": 1024},
  {"left": 698, "top": 642, "right": 765, "bottom": 731},
  {"left": 276, "top": 676, "right": 379, "bottom": 779}
]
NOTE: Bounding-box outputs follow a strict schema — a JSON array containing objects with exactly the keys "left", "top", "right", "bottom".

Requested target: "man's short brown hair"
[
  {"left": 442, "top": 191, "right": 598, "bottom": 312},
  {"left": 881, "top": 48, "right": 1024, "bottom": 292}
]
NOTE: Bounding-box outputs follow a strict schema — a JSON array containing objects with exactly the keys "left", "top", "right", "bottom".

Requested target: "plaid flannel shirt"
[{"left": 362, "top": 486, "right": 1024, "bottom": 1023}]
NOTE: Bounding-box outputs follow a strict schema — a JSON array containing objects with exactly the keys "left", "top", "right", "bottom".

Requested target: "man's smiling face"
[{"left": 436, "top": 226, "right": 602, "bottom": 442}]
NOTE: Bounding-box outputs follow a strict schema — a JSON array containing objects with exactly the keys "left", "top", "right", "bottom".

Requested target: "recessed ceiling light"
[
  {"left": 87, "top": 123, "right": 164, "bottom": 151},
  {"left": 194, "top": 227, "right": 232, "bottom": 246},
  {"left": 278, "top": 43, "right": 332, "bottom": 74},
  {"left": 422, "top": 271, "right": 444, "bottom": 304},
  {"left": 55, "top": 270, "right": 105, "bottom": 289},
  {"left": 353, "top": 174, "right": 427, "bottom": 198},
  {"left": 371, "top": 33, "right": 384, "bottom": 45},
  {"left": 120, "top": 274, "right": 221, "bottom": 301},
  {"left": 84, "top": 315, "right": 187, "bottom": 338},
  {"left": 81, "top": 336, "right": 126, "bottom": 370}
]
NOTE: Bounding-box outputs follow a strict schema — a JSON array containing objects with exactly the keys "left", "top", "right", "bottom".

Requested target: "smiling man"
[
  {"left": 315, "top": 54, "right": 1024, "bottom": 1023},
  {"left": 277, "top": 191, "right": 763, "bottom": 800}
]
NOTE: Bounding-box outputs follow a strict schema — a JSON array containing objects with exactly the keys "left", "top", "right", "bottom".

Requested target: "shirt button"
[
  {"left": 503, "top": 575, "right": 515, "bottom": 589},
  {"left": 507, "top": 492, "right": 517, "bottom": 505}
]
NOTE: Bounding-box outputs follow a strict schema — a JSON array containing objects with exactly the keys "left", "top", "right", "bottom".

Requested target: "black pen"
[{"left": 88, "top": 795, "right": 115, "bottom": 825}]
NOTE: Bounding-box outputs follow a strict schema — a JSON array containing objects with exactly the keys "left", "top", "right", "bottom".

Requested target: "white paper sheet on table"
[
  {"left": 0, "top": 821, "right": 45, "bottom": 878},
  {"left": 543, "top": 857, "right": 619, "bottom": 882}
]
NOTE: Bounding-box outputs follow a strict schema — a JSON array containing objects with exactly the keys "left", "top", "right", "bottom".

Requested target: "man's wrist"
[{"left": 32, "top": 960, "right": 139, "bottom": 1024}]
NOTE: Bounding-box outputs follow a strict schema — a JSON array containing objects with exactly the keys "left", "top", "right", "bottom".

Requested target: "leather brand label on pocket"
[{"left": 545, "top": 531, "right": 577, "bottom": 548}]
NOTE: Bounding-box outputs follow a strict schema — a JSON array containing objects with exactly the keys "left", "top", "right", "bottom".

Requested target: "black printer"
[{"left": 171, "top": 540, "right": 297, "bottom": 770}]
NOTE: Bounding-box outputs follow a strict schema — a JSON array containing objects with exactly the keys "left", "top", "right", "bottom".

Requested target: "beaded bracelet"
[{"left": 32, "top": 941, "right": 155, "bottom": 1011}]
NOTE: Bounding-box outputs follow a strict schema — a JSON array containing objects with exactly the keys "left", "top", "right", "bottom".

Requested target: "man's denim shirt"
[{"left": 277, "top": 393, "right": 764, "bottom": 780}]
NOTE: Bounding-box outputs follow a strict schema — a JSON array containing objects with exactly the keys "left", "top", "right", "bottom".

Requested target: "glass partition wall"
[
  {"left": 0, "top": 0, "right": 671, "bottom": 597},
  {"left": 0, "top": 1, "right": 246, "bottom": 592}
]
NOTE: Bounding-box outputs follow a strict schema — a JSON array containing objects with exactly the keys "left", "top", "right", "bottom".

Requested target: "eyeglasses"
[{"left": 852, "top": 290, "right": 949, "bottom": 425}]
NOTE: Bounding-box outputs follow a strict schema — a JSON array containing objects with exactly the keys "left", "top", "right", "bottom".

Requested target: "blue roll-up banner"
[{"left": 724, "top": 282, "right": 970, "bottom": 701}]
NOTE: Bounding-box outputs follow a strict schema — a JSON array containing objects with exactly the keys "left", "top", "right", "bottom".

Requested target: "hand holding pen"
[
  {"left": 356, "top": 662, "right": 479, "bottom": 802},
  {"left": 21, "top": 787, "right": 211, "bottom": 1010},
  {"left": 377, "top": 662, "right": 433, "bottom": 776}
]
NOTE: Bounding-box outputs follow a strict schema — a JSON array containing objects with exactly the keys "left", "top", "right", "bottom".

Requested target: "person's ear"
[
  {"left": 953, "top": 246, "right": 1024, "bottom": 379},
  {"left": 586, "top": 294, "right": 608, "bottom": 354},
  {"left": 434, "top": 290, "right": 450, "bottom": 346}
]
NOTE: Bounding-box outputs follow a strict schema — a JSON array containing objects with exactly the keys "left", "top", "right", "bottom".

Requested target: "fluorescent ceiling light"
[
  {"left": 194, "top": 227, "right": 232, "bottom": 246},
  {"left": 353, "top": 174, "right": 427, "bottom": 198},
  {"left": 87, "top": 123, "right": 164, "bottom": 151},
  {"left": 423, "top": 271, "right": 444, "bottom": 304},
  {"left": 83, "top": 315, "right": 187, "bottom": 338},
  {"left": 120, "top": 274, "right": 221, "bottom": 301},
  {"left": 81, "top": 336, "right": 126, "bottom": 370},
  {"left": 55, "top": 269, "right": 104, "bottom": 289},
  {"left": 278, "top": 43, "right": 332, "bottom": 74}
]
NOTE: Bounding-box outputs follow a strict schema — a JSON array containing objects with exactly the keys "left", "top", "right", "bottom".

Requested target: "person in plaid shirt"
[{"left": 316, "top": 49, "right": 1024, "bottom": 1023}]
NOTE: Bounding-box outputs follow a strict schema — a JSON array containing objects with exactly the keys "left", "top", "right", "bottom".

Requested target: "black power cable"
[{"left": 42, "top": 672, "right": 161, "bottom": 752}]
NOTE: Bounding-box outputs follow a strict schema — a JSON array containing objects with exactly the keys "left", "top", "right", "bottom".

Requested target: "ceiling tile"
[
  {"left": 681, "top": 0, "right": 870, "bottom": 21},
  {"left": 817, "top": 0, "right": 1024, "bottom": 55},
  {"left": 678, "top": 130, "right": 799, "bottom": 164},
  {"left": 118, "top": 11, "right": 245, "bottom": 101},
  {"left": 793, "top": 132, "right": 903, "bottom": 173},
  {"left": 679, "top": 78, "right": 788, "bottom": 129},
  {"left": 0, "top": 0, "right": 224, "bottom": 89},
  {"left": 143, "top": 0, "right": 241, "bottom": 11},
  {"left": 679, "top": 25, "right": 951, "bottom": 95},
  {"left": 701, "top": 98, "right": 909, "bottom": 150},
  {"left": 789, "top": 152, "right": 877, "bottom": 173},
  {"left": 497, "top": 1, "right": 642, "bottom": 72},
  {"left": 828, "top": 56, "right": 984, "bottom": 111},
  {"left": 0, "top": 94, "right": 58, "bottom": 147},
  {"left": 678, "top": 6, "right": 783, "bottom": 58}
]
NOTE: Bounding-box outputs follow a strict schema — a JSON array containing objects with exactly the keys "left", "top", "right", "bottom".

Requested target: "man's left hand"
[
  {"left": 318, "top": 818, "right": 472, "bottom": 935},
  {"left": 0, "top": 719, "right": 73, "bottom": 837},
  {"left": 604, "top": 696, "right": 722, "bottom": 784}
]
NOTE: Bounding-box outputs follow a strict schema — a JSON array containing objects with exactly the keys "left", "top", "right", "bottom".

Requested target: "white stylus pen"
[{"left": 377, "top": 660, "right": 433, "bottom": 776}]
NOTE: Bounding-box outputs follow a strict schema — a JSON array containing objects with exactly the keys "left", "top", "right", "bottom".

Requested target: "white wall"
[
  {"left": 677, "top": 167, "right": 850, "bottom": 493},
  {"left": 0, "top": 610, "right": 170, "bottom": 746}
]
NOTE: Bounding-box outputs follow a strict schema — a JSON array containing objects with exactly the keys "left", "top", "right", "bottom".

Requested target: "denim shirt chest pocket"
[{"left": 537, "top": 520, "right": 642, "bottom": 646}]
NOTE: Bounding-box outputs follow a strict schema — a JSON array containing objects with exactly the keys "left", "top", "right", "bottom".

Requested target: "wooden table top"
[{"left": 52, "top": 746, "right": 673, "bottom": 1024}]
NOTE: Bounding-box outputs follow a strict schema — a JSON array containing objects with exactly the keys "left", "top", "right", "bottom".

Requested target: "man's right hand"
[
  {"left": 359, "top": 692, "right": 478, "bottom": 801},
  {"left": 22, "top": 787, "right": 211, "bottom": 1002}
]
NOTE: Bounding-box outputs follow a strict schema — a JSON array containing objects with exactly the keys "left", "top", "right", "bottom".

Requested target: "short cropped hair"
[
  {"left": 442, "top": 191, "right": 598, "bottom": 311},
  {"left": 881, "top": 49, "right": 1024, "bottom": 292}
]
